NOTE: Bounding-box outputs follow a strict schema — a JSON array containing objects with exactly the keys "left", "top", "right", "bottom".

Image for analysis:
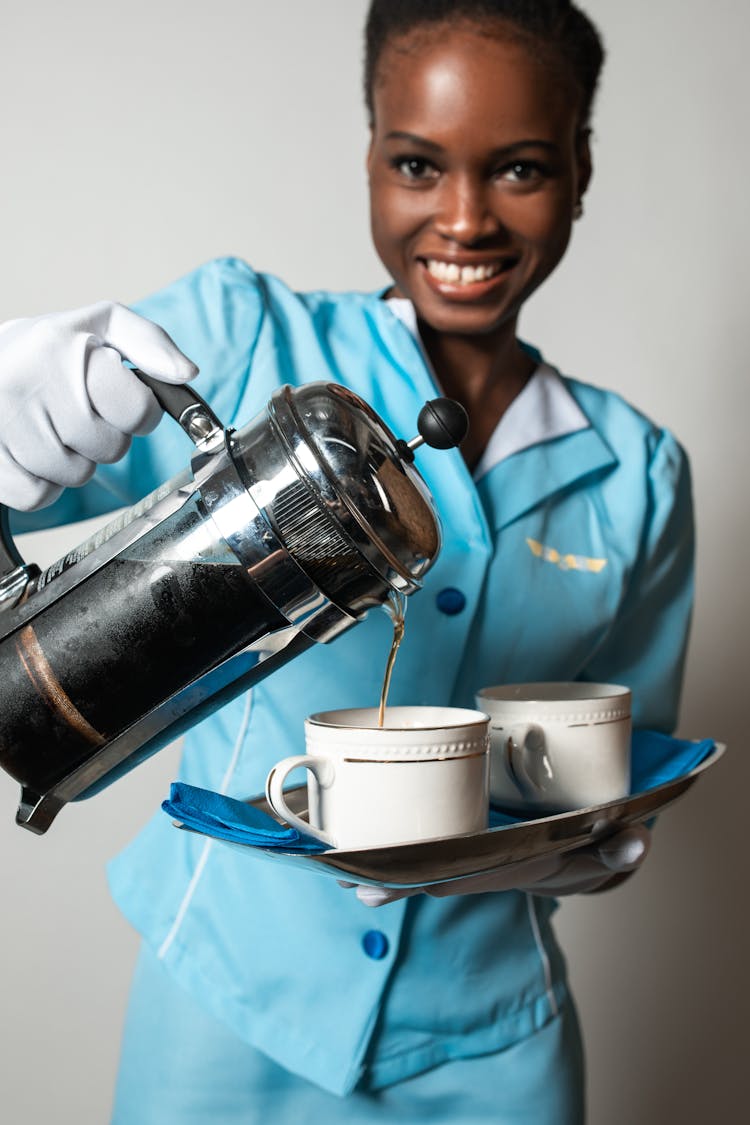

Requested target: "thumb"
[
  {"left": 595, "top": 824, "right": 651, "bottom": 873},
  {"left": 95, "top": 302, "right": 199, "bottom": 384},
  {"left": 356, "top": 884, "right": 422, "bottom": 907}
]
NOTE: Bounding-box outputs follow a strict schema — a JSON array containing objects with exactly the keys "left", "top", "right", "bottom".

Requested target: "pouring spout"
[{"left": 16, "top": 788, "right": 64, "bottom": 835}]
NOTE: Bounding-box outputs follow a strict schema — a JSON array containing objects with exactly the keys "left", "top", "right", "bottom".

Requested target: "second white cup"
[
  {"left": 265, "top": 705, "right": 490, "bottom": 850},
  {"left": 475, "top": 682, "right": 632, "bottom": 813}
]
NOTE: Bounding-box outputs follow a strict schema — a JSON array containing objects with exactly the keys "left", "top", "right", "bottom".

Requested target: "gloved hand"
[
  {"left": 343, "top": 823, "right": 651, "bottom": 907},
  {"left": 0, "top": 301, "right": 198, "bottom": 510}
]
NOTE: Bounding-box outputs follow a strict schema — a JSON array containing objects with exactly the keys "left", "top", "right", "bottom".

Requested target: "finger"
[
  {"left": 524, "top": 870, "right": 616, "bottom": 897},
  {"left": 50, "top": 398, "right": 132, "bottom": 466},
  {"left": 85, "top": 347, "right": 163, "bottom": 435},
  {"left": 524, "top": 854, "right": 612, "bottom": 892},
  {"left": 595, "top": 825, "right": 650, "bottom": 872},
  {"left": 356, "top": 885, "right": 423, "bottom": 908},
  {"left": 4, "top": 413, "right": 99, "bottom": 488},
  {"left": 524, "top": 828, "right": 652, "bottom": 897},
  {"left": 96, "top": 303, "right": 199, "bottom": 384},
  {"left": 425, "top": 853, "right": 564, "bottom": 898},
  {"left": 562, "top": 824, "right": 651, "bottom": 872},
  {"left": 30, "top": 346, "right": 134, "bottom": 464},
  {"left": 0, "top": 445, "right": 63, "bottom": 510}
]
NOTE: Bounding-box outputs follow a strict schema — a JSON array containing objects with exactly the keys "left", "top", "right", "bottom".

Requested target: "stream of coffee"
[{"left": 377, "top": 589, "right": 407, "bottom": 727}]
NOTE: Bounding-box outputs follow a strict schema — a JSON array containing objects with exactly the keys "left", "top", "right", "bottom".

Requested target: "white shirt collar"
[{"left": 386, "top": 297, "right": 590, "bottom": 480}]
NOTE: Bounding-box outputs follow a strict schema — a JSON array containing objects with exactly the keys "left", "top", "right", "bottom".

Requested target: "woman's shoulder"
[
  {"left": 559, "top": 369, "right": 689, "bottom": 473},
  {"left": 134, "top": 257, "right": 379, "bottom": 313},
  {"left": 132, "top": 257, "right": 385, "bottom": 352},
  {"left": 129, "top": 258, "right": 390, "bottom": 406}
]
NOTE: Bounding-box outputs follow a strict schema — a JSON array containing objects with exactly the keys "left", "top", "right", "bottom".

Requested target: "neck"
[{"left": 417, "top": 319, "right": 536, "bottom": 470}]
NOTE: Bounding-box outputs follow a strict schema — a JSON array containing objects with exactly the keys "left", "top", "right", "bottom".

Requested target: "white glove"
[
  {"left": 343, "top": 824, "right": 651, "bottom": 907},
  {"left": 0, "top": 301, "right": 198, "bottom": 510}
]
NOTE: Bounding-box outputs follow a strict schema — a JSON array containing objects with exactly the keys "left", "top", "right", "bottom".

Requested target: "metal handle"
[
  {"left": 0, "top": 506, "right": 23, "bottom": 571},
  {"left": 0, "top": 502, "right": 39, "bottom": 609},
  {"left": 131, "top": 369, "right": 225, "bottom": 450},
  {"left": 0, "top": 506, "right": 40, "bottom": 605}
]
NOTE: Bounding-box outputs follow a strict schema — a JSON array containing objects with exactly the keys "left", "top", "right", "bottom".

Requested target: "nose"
[{"left": 433, "top": 174, "right": 499, "bottom": 244}]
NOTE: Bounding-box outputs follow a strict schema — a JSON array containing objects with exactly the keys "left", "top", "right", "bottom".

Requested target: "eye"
[
  {"left": 392, "top": 156, "right": 440, "bottom": 182},
  {"left": 498, "top": 161, "right": 548, "bottom": 185}
]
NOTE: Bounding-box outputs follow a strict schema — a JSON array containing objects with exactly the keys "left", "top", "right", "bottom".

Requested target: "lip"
[{"left": 418, "top": 256, "right": 519, "bottom": 301}]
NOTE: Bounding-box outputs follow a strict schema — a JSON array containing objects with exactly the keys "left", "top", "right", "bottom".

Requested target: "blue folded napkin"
[
  {"left": 162, "top": 784, "right": 329, "bottom": 853},
  {"left": 489, "top": 730, "right": 716, "bottom": 825},
  {"left": 630, "top": 729, "right": 714, "bottom": 791},
  {"left": 163, "top": 731, "right": 717, "bottom": 846}
]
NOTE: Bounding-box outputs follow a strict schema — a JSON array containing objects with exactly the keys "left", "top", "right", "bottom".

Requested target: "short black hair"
[{"left": 364, "top": 0, "right": 605, "bottom": 129}]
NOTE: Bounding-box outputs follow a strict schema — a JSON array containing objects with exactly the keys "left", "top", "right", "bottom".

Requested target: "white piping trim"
[
  {"left": 157, "top": 691, "right": 254, "bottom": 960},
  {"left": 525, "top": 893, "right": 559, "bottom": 1018},
  {"left": 157, "top": 837, "right": 213, "bottom": 960}
]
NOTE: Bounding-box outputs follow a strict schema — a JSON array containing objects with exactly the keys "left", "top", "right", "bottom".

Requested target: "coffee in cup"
[{"left": 265, "top": 705, "right": 490, "bottom": 849}]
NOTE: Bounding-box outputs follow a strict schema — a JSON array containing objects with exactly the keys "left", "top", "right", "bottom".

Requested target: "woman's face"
[{"left": 367, "top": 26, "right": 590, "bottom": 338}]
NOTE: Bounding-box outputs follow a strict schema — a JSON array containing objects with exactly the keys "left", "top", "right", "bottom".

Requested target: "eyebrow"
[{"left": 384, "top": 131, "right": 560, "bottom": 157}]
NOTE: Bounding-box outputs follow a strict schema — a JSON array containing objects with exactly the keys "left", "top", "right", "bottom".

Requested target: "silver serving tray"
[{"left": 196, "top": 743, "right": 725, "bottom": 889}]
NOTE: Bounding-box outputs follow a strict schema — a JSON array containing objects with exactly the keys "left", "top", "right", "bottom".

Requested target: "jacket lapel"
[{"left": 475, "top": 425, "right": 618, "bottom": 532}]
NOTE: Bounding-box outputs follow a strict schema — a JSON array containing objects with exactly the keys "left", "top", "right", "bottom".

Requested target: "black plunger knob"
[{"left": 417, "top": 398, "right": 469, "bottom": 449}]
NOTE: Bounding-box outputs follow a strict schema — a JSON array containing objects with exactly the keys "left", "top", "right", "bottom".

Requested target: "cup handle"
[
  {"left": 506, "top": 723, "right": 553, "bottom": 800},
  {"left": 265, "top": 755, "right": 336, "bottom": 847}
]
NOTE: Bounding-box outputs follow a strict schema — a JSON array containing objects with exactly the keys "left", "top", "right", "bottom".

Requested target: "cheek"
[
  {"left": 370, "top": 182, "right": 427, "bottom": 248},
  {"left": 502, "top": 193, "right": 573, "bottom": 254}
]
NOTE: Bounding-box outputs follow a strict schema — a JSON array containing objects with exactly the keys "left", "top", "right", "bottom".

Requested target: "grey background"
[{"left": 0, "top": 1, "right": 747, "bottom": 1121}]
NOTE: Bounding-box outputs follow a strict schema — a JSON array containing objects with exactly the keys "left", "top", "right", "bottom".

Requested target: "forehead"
[{"left": 372, "top": 26, "right": 580, "bottom": 144}]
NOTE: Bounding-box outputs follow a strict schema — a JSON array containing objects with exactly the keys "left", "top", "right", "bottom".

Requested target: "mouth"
[{"left": 418, "top": 256, "right": 519, "bottom": 299}]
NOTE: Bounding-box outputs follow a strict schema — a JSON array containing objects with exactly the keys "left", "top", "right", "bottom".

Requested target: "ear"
[
  {"left": 366, "top": 129, "right": 375, "bottom": 179},
  {"left": 576, "top": 127, "right": 593, "bottom": 203}
]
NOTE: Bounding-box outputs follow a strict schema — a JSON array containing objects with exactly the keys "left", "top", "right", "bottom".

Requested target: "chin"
[
  {"left": 411, "top": 297, "right": 519, "bottom": 338},
  {"left": 399, "top": 271, "right": 531, "bottom": 338}
]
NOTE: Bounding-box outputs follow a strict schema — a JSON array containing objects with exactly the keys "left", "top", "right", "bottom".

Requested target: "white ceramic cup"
[
  {"left": 265, "top": 705, "right": 490, "bottom": 850},
  {"left": 474, "top": 683, "right": 632, "bottom": 813}
]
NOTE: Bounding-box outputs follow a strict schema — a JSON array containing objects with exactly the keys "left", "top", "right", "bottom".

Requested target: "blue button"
[
  {"left": 436, "top": 587, "right": 466, "bottom": 615},
  {"left": 362, "top": 930, "right": 390, "bottom": 960}
]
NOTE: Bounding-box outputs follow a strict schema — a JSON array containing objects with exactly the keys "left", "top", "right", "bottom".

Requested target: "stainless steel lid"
[{"left": 267, "top": 383, "right": 443, "bottom": 593}]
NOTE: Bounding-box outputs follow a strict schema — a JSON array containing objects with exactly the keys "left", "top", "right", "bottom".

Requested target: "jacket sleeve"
[{"left": 580, "top": 428, "right": 695, "bottom": 733}]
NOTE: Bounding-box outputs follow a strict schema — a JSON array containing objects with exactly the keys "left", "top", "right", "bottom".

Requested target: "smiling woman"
[
  {"left": 366, "top": 22, "right": 594, "bottom": 462},
  {"left": 368, "top": 32, "right": 584, "bottom": 307},
  {"left": 0, "top": 2, "right": 717, "bottom": 1124}
]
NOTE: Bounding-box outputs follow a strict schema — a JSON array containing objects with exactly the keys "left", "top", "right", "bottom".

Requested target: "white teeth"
[{"left": 425, "top": 260, "right": 504, "bottom": 285}]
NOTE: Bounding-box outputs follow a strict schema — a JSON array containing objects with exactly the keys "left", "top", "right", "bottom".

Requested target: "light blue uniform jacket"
[{"left": 18, "top": 258, "right": 694, "bottom": 1096}]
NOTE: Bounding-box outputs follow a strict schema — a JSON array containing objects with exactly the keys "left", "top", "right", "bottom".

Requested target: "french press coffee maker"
[{"left": 0, "top": 375, "right": 467, "bottom": 833}]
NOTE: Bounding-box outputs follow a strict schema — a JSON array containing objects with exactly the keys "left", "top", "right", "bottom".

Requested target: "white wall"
[{"left": 0, "top": 2, "right": 747, "bottom": 1121}]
